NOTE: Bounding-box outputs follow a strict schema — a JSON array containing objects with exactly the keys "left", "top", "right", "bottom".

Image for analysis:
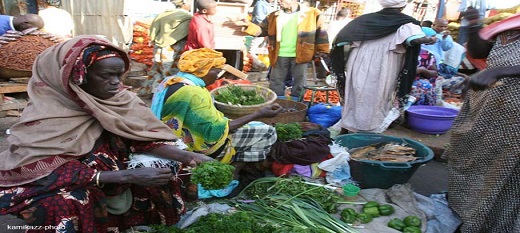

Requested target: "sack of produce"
[
  {"left": 307, "top": 103, "right": 342, "bottom": 128},
  {"left": 483, "top": 12, "right": 515, "bottom": 26},
  {"left": 0, "top": 28, "right": 60, "bottom": 78}
]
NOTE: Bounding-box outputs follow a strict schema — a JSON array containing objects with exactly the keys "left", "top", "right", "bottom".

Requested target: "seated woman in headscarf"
[
  {"left": 410, "top": 47, "right": 440, "bottom": 106},
  {"left": 151, "top": 48, "right": 282, "bottom": 189},
  {"left": 0, "top": 36, "right": 214, "bottom": 232}
]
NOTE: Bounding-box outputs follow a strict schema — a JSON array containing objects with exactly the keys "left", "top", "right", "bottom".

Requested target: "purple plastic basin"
[{"left": 406, "top": 106, "right": 459, "bottom": 134}]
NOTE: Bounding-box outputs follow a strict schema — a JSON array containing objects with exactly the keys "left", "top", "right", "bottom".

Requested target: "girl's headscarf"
[
  {"left": 177, "top": 48, "right": 226, "bottom": 78},
  {"left": 0, "top": 36, "right": 177, "bottom": 187}
]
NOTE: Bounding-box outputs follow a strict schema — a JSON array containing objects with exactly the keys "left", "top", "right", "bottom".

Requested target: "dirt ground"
[{"left": 0, "top": 116, "right": 26, "bottom": 233}]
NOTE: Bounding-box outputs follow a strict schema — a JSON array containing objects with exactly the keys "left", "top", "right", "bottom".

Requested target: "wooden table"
[{"left": 0, "top": 83, "right": 28, "bottom": 117}]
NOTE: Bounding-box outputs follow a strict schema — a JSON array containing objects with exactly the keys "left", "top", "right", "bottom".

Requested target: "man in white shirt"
[
  {"left": 38, "top": 0, "right": 74, "bottom": 38},
  {"left": 328, "top": 8, "right": 352, "bottom": 46}
]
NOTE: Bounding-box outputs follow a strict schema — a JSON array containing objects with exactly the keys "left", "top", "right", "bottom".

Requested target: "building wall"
[{"left": 62, "top": 0, "right": 132, "bottom": 50}]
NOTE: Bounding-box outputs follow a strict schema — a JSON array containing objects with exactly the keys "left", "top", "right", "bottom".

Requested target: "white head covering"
[{"left": 378, "top": 0, "right": 406, "bottom": 8}]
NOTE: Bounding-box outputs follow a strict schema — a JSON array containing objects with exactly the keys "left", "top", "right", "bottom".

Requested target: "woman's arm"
[
  {"left": 469, "top": 65, "right": 520, "bottom": 91},
  {"left": 464, "top": 8, "right": 493, "bottom": 59},
  {"left": 96, "top": 168, "right": 174, "bottom": 186},
  {"left": 416, "top": 67, "right": 438, "bottom": 78},
  {"left": 409, "top": 36, "right": 437, "bottom": 46},
  {"left": 466, "top": 24, "right": 493, "bottom": 59},
  {"left": 228, "top": 103, "right": 282, "bottom": 131},
  {"left": 148, "top": 144, "right": 215, "bottom": 165},
  {"left": 95, "top": 144, "right": 214, "bottom": 186}
]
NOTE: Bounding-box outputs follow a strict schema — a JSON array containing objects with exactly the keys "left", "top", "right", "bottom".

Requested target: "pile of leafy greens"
[
  {"left": 214, "top": 85, "right": 266, "bottom": 105},
  {"left": 274, "top": 123, "right": 304, "bottom": 142},
  {"left": 150, "top": 211, "right": 329, "bottom": 233},
  {"left": 190, "top": 161, "right": 235, "bottom": 190},
  {"left": 241, "top": 177, "right": 343, "bottom": 213}
]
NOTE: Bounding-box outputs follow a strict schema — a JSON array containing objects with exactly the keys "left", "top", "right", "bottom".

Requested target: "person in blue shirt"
[
  {"left": 422, "top": 18, "right": 454, "bottom": 69},
  {"left": 0, "top": 14, "right": 44, "bottom": 36},
  {"left": 251, "top": 0, "right": 274, "bottom": 25}
]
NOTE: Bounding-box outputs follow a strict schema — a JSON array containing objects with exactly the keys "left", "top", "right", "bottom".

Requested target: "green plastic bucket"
[{"left": 335, "top": 133, "right": 434, "bottom": 189}]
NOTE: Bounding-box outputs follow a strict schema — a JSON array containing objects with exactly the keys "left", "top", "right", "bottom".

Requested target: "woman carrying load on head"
[{"left": 0, "top": 36, "right": 214, "bottom": 232}]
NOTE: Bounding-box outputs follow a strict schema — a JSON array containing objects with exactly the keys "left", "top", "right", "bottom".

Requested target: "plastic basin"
[
  {"left": 335, "top": 133, "right": 434, "bottom": 189},
  {"left": 406, "top": 106, "right": 459, "bottom": 134}
]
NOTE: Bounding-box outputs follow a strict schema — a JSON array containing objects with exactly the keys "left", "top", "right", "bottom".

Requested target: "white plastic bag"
[
  {"left": 318, "top": 142, "right": 350, "bottom": 172},
  {"left": 319, "top": 142, "right": 352, "bottom": 186}
]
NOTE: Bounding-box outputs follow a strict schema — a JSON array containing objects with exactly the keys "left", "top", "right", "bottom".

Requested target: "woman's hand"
[
  {"left": 149, "top": 144, "right": 213, "bottom": 166},
  {"left": 426, "top": 36, "right": 437, "bottom": 45},
  {"left": 126, "top": 168, "right": 174, "bottom": 186},
  {"left": 410, "top": 36, "right": 437, "bottom": 46},
  {"left": 417, "top": 67, "right": 438, "bottom": 78},
  {"left": 229, "top": 103, "right": 283, "bottom": 131},
  {"left": 187, "top": 152, "right": 215, "bottom": 167},
  {"left": 256, "top": 103, "right": 282, "bottom": 118}
]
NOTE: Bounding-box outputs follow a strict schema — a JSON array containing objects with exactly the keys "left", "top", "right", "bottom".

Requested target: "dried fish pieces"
[
  {"left": 349, "top": 143, "right": 418, "bottom": 162},
  {"left": 381, "top": 144, "right": 416, "bottom": 155},
  {"left": 349, "top": 142, "right": 384, "bottom": 158}
]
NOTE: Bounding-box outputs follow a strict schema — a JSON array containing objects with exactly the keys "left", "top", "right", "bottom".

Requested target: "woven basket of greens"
[{"left": 210, "top": 84, "right": 277, "bottom": 118}]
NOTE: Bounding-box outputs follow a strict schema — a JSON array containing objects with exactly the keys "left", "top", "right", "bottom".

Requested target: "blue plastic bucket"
[{"left": 335, "top": 133, "right": 434, "bottom": 189}]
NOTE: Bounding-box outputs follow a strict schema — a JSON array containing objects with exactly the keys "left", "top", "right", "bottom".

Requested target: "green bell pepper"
[
  {"left": 378, "top": 204, "right": 395, "bottom": 216},
  {"left": 403, "top": 215, "right": 421, "bottom": 227},
  {"left": 387, "top": 218, "right": 406, "bottom": 231},
  {"left": 340, "top": 208, "right": 358, "bottom": 224},
  {"left": 363, "top": 206, "right": 380, "bottom": 218},
  {"left": 357, "top": 213, "right": 373, "bottom": 224},
  {"left": 403, "top": 226, "right": 422, "bottom": 233},
  {"left": 341, "top": 208, "right": 357, "bottom": 216},
  {"left": 363, "top": 201, "right": 379, "bottom": 208},
  {"left": 341, "top": 213, "right": 357, "bottom": 224}
]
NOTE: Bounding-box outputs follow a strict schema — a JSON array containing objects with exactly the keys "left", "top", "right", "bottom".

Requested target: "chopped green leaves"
[
  {"left": 214, "top": 85, "right": 266, "bottom": 105},
  {"left": 190, "top": 161, "right": 235, "bottom": 190}
]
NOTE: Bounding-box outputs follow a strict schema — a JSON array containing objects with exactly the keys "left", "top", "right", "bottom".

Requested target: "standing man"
[
  {"left": 38, "top": 0, "right": 74, "bottom": 38},
  {"left": 327, "top": 8, "right": 352, "bottom": 46},
  {"left": 422, "top": 18, "right": 454, "bottom": 69},
  {"left": 0, "top": 13, "right": 44, "bottom": 36},
  {"left": 456, "top": 0, "right": 491, "bottom": 45},
  {"left": 141, "top": 0, "right": 192, "bottom": 97},
  {"left": 243, "top": 0, "right": 329, "bottom": 100}
]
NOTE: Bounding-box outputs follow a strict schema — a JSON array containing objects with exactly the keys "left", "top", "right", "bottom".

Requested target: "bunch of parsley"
[
  {"left": 274, "top": 123, "right": 304, "bottom": 142},
  {"left": 190, "top": 161, "right": 235, "bottom": 190}
]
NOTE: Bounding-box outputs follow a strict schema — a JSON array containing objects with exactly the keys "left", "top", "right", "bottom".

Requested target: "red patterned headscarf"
[
  {"left": 0, "top": 36, "right": 176, "bottom": 187},
  {"left": 71, "top": 45, "right": 124, "bottom": 85}
]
